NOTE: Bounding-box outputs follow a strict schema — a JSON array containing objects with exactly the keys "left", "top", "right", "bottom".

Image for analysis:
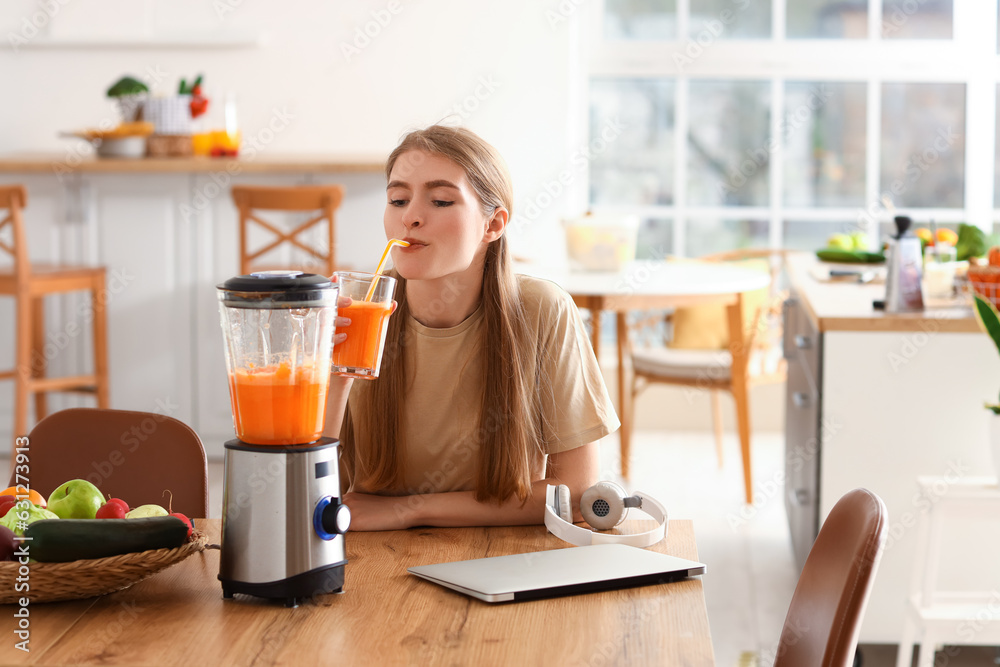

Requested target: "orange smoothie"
[
  {"left": 332, "top": 300, "right": 393, "bottom": 377},
  {"left": 228, "top": 361, "right": 329, "bottom": 445}
]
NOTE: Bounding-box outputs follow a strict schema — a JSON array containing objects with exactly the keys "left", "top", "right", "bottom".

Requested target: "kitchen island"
[
  {"left": 784, "top": 253, "right": 1000, "bottom": 645},
  {"left": 0, "top": 153, "right": 387, "bottom": 456}
]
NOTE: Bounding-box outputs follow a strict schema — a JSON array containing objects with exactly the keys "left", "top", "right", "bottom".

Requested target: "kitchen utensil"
[
  {"left": 880, "top": 215, "right": 924, "bottom": 312},
  {"left": 216, "top": 270, "right": 350, "bottom": 606}
]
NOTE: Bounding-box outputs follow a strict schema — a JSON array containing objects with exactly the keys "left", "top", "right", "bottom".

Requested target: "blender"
[{"left": 216, "top": 271, "right": 351, "bottom": 607}]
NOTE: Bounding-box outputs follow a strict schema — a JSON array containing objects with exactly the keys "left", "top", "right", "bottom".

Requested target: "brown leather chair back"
[
  {"left": 774, "top": 488, "right": 887, "bottom": 667},
  {"left": 11, "top": 408, "right": 209, "bottom": 518}
]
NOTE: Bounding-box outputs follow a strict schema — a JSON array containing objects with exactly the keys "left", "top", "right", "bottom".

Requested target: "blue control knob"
[{"left": 313, "top": 496, "right": 351, "bottom": 540}]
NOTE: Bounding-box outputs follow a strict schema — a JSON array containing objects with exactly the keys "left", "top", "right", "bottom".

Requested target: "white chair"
[{"left": 896, "top": 476, "right": 1000, "bottom": 667}]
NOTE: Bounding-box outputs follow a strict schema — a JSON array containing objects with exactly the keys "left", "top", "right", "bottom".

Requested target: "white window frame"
[{"left": 583, "top": 0, "right": 999, "bottom": 256}]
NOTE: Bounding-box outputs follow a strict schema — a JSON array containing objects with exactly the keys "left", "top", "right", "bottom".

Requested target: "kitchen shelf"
[{"left": 5, "top": 32, "right": 263, "bottom": 49}]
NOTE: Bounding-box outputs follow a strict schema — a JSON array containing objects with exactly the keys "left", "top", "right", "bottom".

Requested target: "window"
[{"left": 588, "top": 0, "right": 996, "bottom": 257}]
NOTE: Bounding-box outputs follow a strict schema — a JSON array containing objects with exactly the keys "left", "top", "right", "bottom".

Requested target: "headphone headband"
[{"left": 544, "top": 484, "right": 668, "bottom": 548}]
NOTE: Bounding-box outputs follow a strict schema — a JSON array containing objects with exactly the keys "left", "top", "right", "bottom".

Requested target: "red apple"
[
  {"left": 0, "top": 496, "right": 17, "bottom": 519},
  {"left": 96, "top": 498, "right": 129, "bottom": 520}
]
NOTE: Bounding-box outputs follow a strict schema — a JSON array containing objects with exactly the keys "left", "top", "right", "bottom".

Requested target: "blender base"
[{"left": 219, "top": 560, "right": 346, "bottom": 608}]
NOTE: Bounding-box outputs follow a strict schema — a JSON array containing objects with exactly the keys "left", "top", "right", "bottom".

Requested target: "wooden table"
[
  {"left": 2, "top": 519, "right": 713, "bottom": 666},
  {"left": 522, "top": 261, "right": 770, "bottom": 502}
]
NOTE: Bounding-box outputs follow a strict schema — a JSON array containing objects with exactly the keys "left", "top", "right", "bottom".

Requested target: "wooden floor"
[{"left": 3, "top": 428, "right": 998, "bottom": 665}]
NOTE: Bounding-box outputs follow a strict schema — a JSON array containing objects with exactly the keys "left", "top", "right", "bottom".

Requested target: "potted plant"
[
  {"left": 106, "top": 75, "right": 149, "bottom": 123},
  {"left": 972, "top": 291, "right": 1000, "bottom": 479}
]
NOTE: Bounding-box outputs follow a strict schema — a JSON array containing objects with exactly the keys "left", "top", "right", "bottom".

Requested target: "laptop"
[{"left": 407, "top": 543, "right": 706, "bottom": 603}]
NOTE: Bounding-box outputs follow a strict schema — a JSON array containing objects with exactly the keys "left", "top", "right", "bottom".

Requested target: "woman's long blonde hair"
[{"left": 340, "top": 125, "right": 543, "bottom": 504}]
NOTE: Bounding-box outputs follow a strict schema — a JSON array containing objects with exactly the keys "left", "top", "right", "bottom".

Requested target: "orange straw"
[{"left": 364, "top": 239, "right": 410, "bottom": 301}]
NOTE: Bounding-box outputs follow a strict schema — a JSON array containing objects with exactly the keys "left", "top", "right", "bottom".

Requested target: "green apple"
[
  {"left": 126, "top": 504, "right": 168, "bottom": 519},
  {"left": 827, "top": 233, "right": 853, "bottom": 251},
  {"left": 0, "top": 502, "right": 59, "bottom": 537},
  {"left": 849, "top": 231, "right": 870, "bottom": 251},
  {"left": 47, "top": 479, "right": 105, "bottom": 520}
]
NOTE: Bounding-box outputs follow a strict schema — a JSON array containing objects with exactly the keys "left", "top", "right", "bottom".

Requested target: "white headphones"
[{"left": 544, "top": 481, "right": 668, "bottom": 548}]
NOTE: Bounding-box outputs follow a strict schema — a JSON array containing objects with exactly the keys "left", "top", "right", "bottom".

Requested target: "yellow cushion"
[{"left": 667, "top": 258, "right": 770, "bottom": 351}]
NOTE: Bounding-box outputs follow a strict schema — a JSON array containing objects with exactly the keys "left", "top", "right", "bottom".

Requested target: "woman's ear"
[{"left": 484, "top": 206, "right": 508, "bottom": 242}]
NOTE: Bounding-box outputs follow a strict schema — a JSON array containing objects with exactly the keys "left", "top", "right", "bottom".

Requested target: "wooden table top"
[
  {"left": 3, "top": 519, "right": 714, "bottom": 666},
  {"left": 0, "top": 152, "right": 385, "bottom": 174}
]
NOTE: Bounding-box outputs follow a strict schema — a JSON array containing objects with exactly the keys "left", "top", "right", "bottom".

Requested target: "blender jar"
[{"left": 217, "top": 271, "right": 338, "bottom": 445}]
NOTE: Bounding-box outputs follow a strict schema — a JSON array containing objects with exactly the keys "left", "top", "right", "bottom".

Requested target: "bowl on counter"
[{"left": 94, "top": 136, "right": 147, "bottom": 159}]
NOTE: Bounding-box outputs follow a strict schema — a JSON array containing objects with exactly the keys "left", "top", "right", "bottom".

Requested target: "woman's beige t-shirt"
[{"left": 345, "top": 275, "right": 619, "bottom": 495}]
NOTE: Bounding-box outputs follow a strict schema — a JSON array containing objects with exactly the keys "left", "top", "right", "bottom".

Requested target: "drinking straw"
[
  {"left": 364, "top": 238, "right": 410, "bottom": 302},
  {"left": 929, "top": 218, "right": 940, "bottom": 262}
]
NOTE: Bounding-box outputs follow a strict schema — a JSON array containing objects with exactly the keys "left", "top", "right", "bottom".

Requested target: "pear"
[{"left": 125, "top": 504, "right": 168, "bottom": 519}]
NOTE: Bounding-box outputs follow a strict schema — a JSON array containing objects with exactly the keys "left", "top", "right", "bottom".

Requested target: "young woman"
[{"left": 324, "top": 125, "right": 618, "bottom": 531}]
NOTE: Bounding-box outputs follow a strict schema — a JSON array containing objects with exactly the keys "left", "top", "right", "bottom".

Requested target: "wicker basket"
[
  {"left": 966, "top": 265, "right": 1000, "bottom": 309},
  {"left": 0, "top": 531, "right": 209, "bottom": 604}
]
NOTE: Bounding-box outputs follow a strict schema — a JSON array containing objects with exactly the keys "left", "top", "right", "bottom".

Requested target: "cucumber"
[
  {"left": 25, "top": 517, "right": 189, "bottom": 562},
  {"left": 816, "top": 249, "right": 886, "bottom": 264}
]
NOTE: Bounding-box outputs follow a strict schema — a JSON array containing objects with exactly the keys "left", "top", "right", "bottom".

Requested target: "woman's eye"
[
  {"left": 389, "top": 199, "right": 407, "bottom": 207},
  {"left": 432, "top": 200, "right": 454, "bottom": 207}
]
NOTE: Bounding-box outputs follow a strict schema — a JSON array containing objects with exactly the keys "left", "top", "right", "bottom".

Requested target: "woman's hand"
[
  {"left": 333, "top": 295, "right": 352, "bottom": 347},
  {"left": 342, "top": 491, "right": 416, "bottom": 531}
]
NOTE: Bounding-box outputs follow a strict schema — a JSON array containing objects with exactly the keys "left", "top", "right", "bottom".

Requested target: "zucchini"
[
  {"left": 25, "top": 517, "right": 189, "bottom": 562},
  {"left": 815, "top": 249, "right": 886, "bottom": 264}
]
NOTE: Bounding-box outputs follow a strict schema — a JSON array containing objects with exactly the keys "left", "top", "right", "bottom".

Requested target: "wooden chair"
[
  {"left": 774, "top": 488, "right": 887, "bottom": 667},
  {"left": 231, "top": 185, "right": 344, "bottom": 276},
  {"left": 10, "top": 408, "right": 209, "bottom": 519},
  {"left": 624, "top": 249, "right": 790, "bottom": 503},
  {"left": 0, "top": 185, "right": 109, "bottom": 466}
]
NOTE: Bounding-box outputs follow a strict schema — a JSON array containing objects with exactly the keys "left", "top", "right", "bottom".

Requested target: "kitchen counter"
[
  {"left": 784, "top": 251, "right": 1000, "bottom": 645},
  {"left": 787, "top": 252, "right": 978, "bottom": 333},
  {"left": 0, "top": 152, "right": 385, "bottom": 173}
]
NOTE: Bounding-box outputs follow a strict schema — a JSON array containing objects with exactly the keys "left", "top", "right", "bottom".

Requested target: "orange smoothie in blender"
[
  {"left": 332, "top": 300, "right": 393, "bottom": 376},
  {"left": 229, "top": 361, "right": 328, "bottom": 445}
]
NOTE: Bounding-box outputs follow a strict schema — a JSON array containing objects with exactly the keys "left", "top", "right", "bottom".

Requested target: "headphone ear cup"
[
  {"left": 580, "top": 481, "right": 627, "bottom": 530},
  {"left": 555, "top": 484, "right": 573, "bottom": 523}
]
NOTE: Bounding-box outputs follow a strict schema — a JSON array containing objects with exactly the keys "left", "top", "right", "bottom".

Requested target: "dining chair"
[
  {"left": 624, "top": 248, "right": 790, "bottom": 503},
  {"left": 773, "top": 488, "right": 888, "bottom": 667},
  {"left": 0, "top": 185, "right": 110, "bottom": 468},
  {"left": 231, "top": 184, "right": 345, "bottom": 276},
  {"left": 10, "top": 408, "right": 209, "bottom": 519}
]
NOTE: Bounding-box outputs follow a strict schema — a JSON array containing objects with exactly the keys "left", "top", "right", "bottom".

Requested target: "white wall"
[{"left": 0, "top": 0, "right": 583, "bottom": 260}]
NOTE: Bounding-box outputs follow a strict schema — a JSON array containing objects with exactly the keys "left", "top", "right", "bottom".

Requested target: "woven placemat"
[{"left": 0, "top": 531, "right": 209, "bottom": 604}]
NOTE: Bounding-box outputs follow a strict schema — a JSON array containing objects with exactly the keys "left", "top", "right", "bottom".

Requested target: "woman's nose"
[{"left": 401, "top": 207, "right": 421, "bottom": 228}]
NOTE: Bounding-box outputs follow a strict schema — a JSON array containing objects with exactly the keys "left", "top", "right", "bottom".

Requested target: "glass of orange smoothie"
[{"left": 332, "top": 271, "right": 396, "bottom": 379}]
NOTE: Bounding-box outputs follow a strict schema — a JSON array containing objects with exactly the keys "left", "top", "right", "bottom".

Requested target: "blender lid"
[{"left": 218, "top": 271, "right": 336, "bottom": 307}]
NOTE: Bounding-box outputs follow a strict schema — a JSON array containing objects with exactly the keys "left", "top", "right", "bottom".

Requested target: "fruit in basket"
[
  {"left": 96, "top": 498, "right": 130, "bottom": 520},
  {"left": 126, "top": 504, "right": 168, "bottom": 519},
  {"left": 0, "top": 503, "right": 59, "bottom": 537},
  {"left": 47, "top": 480, "right": 105, "bottom": 520},
  {"left": 826, "top": 233, "right": 853, "bottom": 251},
  {"left": 0, "top": 496, "right": 18, "bottom": 519},
  {"left": 169, "top": 512, "right": 195, "bottom": 539},
  {"left": 0, "top": 526, "right": 15, "bottom": 561},
  {"left": 936, "top": 228, "right": 958, "bottom": 246},
  {"left": 988, "top": 246, "right": 1000, "bottom": 267},
  {"left": 25, "top": 517, "right": 189, "bottom": 562},
  {"left": 0, "top": 485, "right": 47, "bottom": 508}
]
